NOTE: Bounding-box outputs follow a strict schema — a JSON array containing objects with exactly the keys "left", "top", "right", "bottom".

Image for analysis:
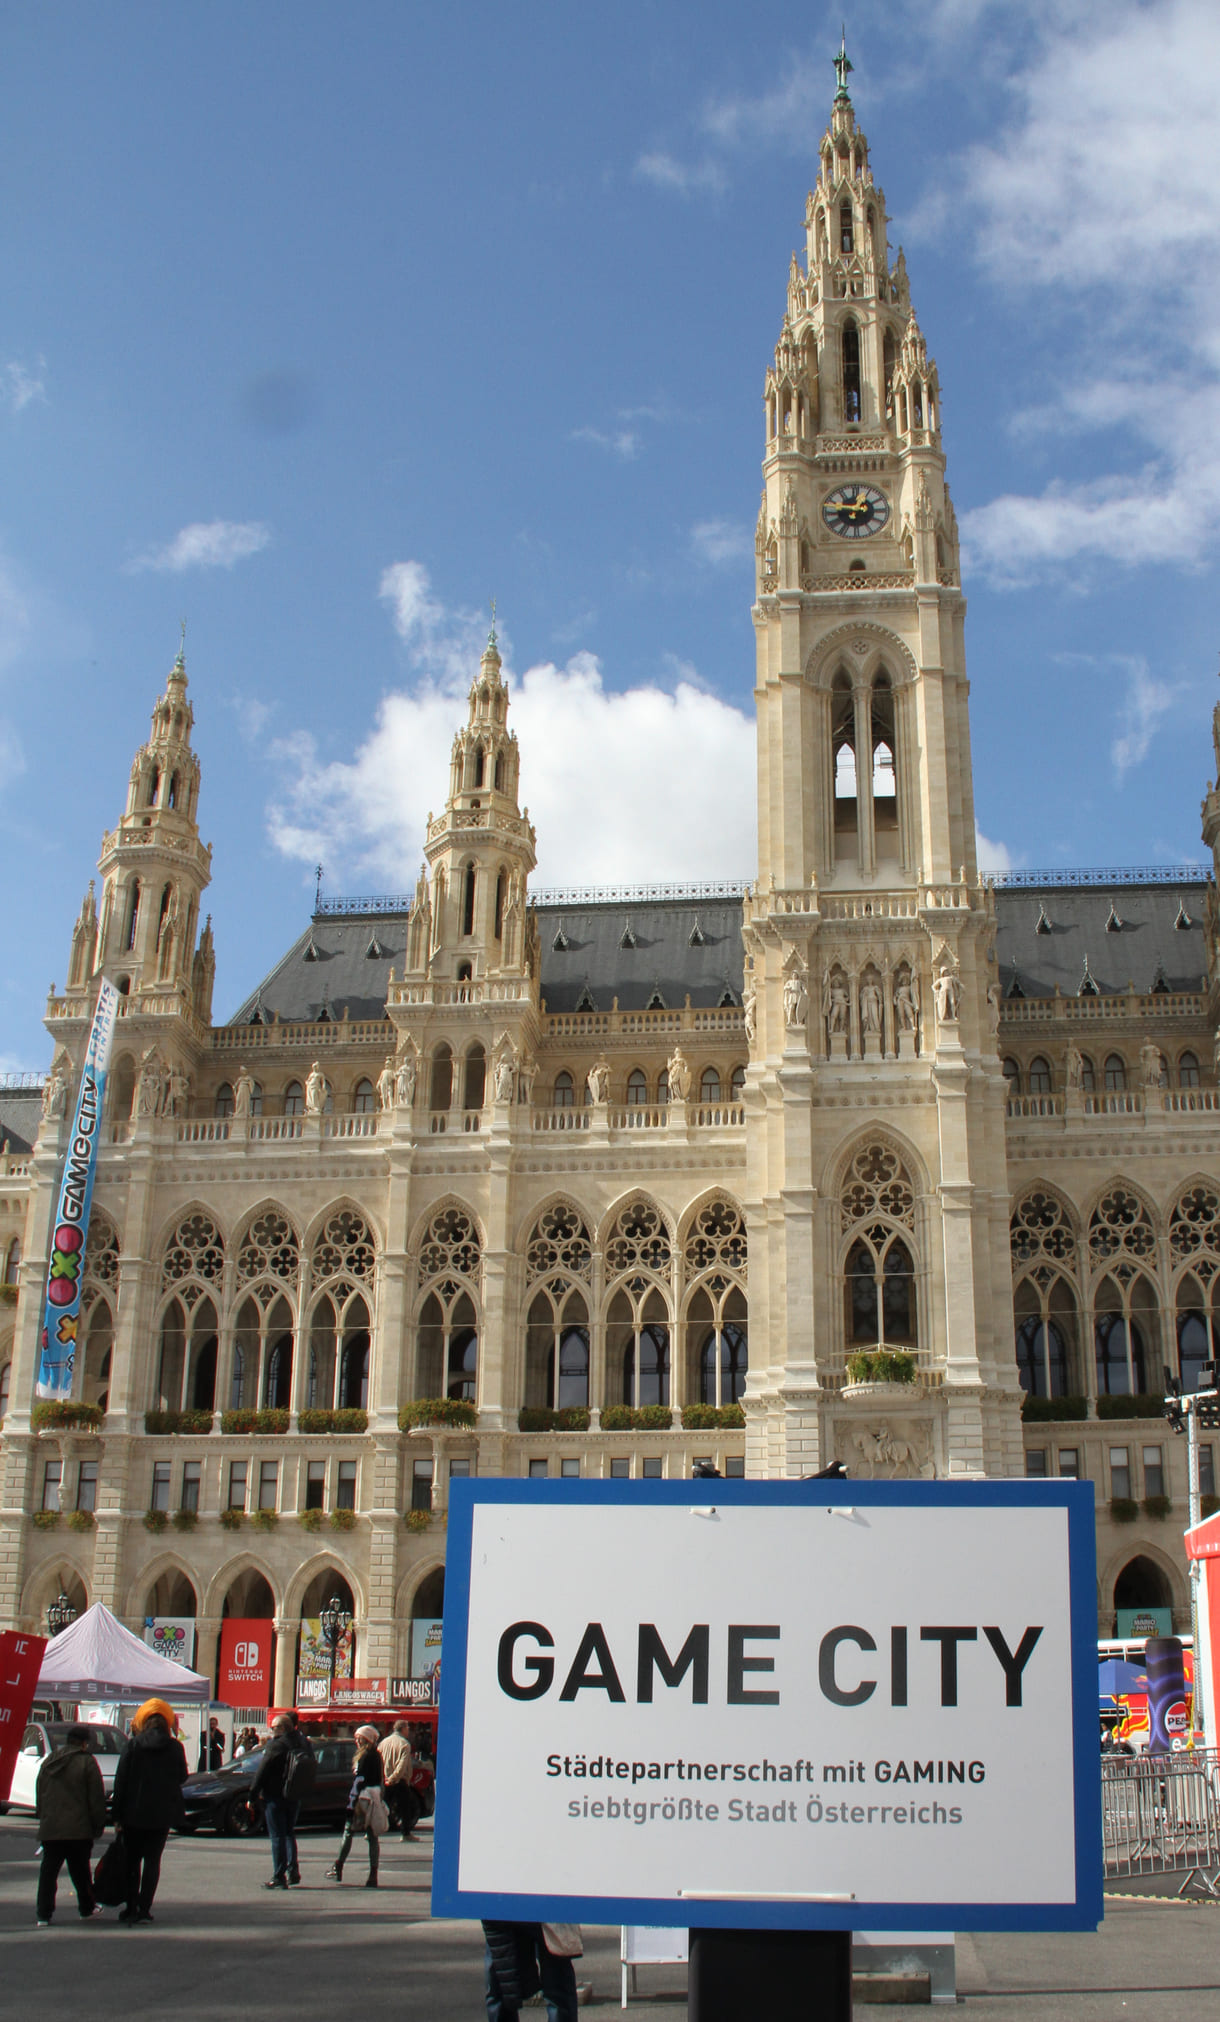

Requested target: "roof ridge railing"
[
  {"left": 531, "top": 881, "right": 750, "bottom": 907},
  {"left": 0, "top": 1070, "right": 47, "bottom": 1090},
  {"left": 991, "top": 866, "right": 1210, "bottom": 890}
]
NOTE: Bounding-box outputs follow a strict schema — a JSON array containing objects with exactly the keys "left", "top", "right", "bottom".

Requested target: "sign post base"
[{"left": 688, "top": 1927, "right": 851, "bottom": 2020}]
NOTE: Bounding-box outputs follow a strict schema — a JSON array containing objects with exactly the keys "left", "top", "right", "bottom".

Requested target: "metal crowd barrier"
[{"left": 1101, "top": 1749, "right": 1220, "bottom": 1895}]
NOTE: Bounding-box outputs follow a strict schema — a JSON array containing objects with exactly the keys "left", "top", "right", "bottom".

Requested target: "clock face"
[{"left": 822, "top": 484, "right": 890, "bottom": 539}]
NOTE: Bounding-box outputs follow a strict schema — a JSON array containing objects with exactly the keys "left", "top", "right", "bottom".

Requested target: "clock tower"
[{"left": 742, "top": 43, "right": 1022, "bottom": 1482}]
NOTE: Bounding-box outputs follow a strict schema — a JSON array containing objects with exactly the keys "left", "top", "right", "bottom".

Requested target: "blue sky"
[{"left": 3, "top": 0, "right": 1219, "bottom": 1069}]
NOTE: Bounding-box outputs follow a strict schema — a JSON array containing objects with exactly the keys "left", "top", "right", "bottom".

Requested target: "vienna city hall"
[{"left": 2, "top": 67, "right": 1217, "bottom": 1703}]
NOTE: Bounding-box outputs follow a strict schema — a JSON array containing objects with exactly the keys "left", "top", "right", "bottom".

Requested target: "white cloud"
[
  {"left": 1111, "top": 660, "right": 1176, "bottom": 780},
  {"left": 691, "top": 518, "right": 752, "bottom": 567},
  {"left": 1, "top": 358, "right": 47, "bottom": 413},
  {"left": 975, "top": 827, "right": 1013, "bottom": 874},
  {"left": 698, "top": 59, "right": 824, "bottom": 152},
  {"left": 950, "top": 0, "right": 1220, "bottom": 582},
  {"left": 570, "top": 424, "right": 641, "bottom": 460},
  {"left": 634, "top": 152, "right": 727, "bottom": 198},
  {"left": 268, "top": 562, "right": 756, "bottom": 890},
  {"left": 127, "top": 520, "right": 271, "bottom": 573}
]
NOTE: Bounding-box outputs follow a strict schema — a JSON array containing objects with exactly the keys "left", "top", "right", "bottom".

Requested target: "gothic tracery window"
[
  {"left": 840, "top": 1143, "right": 917, "bottom": 1355},
  {"left": 416, "top": 1204, "right": 482, "bottom": 1402},
  {"left": 1170, "top": 1183, "right": 1220, "bottom": 1391},
  {"left": 1010, "top": 1190, "right": 1081, "bottom": 1399},
  {"left": 605, "top": 1197, "right": 672, "bottom": 1411},
  {"left": 684, "top": 1198, "right": 748, "bottom": 1406},
  {"left": 1089, "top": 1187, "right": 1158, "bottom": 1396},
  {"left": 524, "top": 1203, "right": 593, "bottom": 1411}
]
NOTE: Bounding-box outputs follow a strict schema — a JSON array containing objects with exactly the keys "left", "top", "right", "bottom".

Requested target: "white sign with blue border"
[{"left": 432, "top": 1478, "right": 1102, "bottom": 1932}]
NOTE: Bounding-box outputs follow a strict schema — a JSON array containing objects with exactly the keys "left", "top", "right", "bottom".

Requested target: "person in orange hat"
[{"left": 111, "top": 1700, "right": 188, "bottom": 1923}]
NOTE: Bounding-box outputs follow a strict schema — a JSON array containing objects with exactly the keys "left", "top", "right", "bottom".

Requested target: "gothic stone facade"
[{"left": 1, "top": 76, "right": 1216, "bottom": 1694}]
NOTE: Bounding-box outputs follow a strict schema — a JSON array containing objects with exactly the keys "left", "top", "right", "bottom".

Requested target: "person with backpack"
[
  {"left": 250, "top": 1713, "right": 315, "bottom": 1889},
  {"left": 34, "top": 1725, "right": 106, "bottom": 1924}
]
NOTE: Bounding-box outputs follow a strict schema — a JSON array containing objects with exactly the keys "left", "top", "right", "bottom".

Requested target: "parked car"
[
  {"left": 2, "top": 1721, "right": 126, "bottom": 1814},
  {"left": 179, "top": 1737, "right": 357, "bottom": 1835}
]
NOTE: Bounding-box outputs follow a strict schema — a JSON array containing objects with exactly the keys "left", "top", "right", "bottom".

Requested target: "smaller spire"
[
  {"left": 170, "top": 617, "right": 187, "bottom": 684},
  {"left": 833, "top": 27, "right": 853, "bottom": 103},
  {"left": 488, "top": 597, "right": 497, "bottom": 651}
]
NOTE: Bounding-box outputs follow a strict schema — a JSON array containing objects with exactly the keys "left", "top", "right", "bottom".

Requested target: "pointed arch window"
[
  {"left": 1028, "top": 1057, "right": 1052, "bottom": 1096},
  {"left": 842, "top": 320, "right": 862, "bottom": 423},
  {"left": 464, "top": 1044, "right": 486, "bottom": 1111},
  {"left": 553, "top": 1071, "right": 575, "bottom": 1109},
  {"left": 284, "top": 1080, "right": 305, "bottom": 1116},
  {"left": 167, "top": 771, "right": 179, "bottom": 810},
  {"left": 124, "top": 880, "right": 141, "bottom": 953},
  {"left": 352, "top": 1077, "right": 375, "bottom": 1114},
  {"left": 626, "top": 1069, "right": 648, "bottom": 1106},
  {"left": 1179, "top": 1051, "right": 1200, "bottom": 1090},
  {"left": 839, "top": 202, "right": 853, "bottom": 253},
  {"left": 1104, "top": 1054, "right": 1128, "bottom": 1092},
  {"left": 215, "top": 1083, "right": 234, "bottom": 1119},
  {"left": 462, "top": 864, "right": 476, "bottom": 937},
  {"left": 700, "top": 1067, "right": 721, "bottom": 1103},
  {"left": 431, "top": 1044, "right": 453, "bottom": 1111},
  {"left": 494, "top": 870, "right": 505, "bottom": 940}
]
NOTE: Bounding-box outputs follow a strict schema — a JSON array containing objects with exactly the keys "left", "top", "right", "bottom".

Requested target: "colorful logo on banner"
[
  {"left": 218, "top": 1619, "right": 272, "bottom": 1705},
  {"left": 298, "top": 1615, "right": 355, "bottom": 1682},
  {"left": 0, "top": 1632, "right": 48, "bottom": 1803},
  {"left": 36, "top": 978, "right": 120, "bottom": 1400},
  {"left": 144, "top": 1618, "right": 197, "bottom": 1669}
]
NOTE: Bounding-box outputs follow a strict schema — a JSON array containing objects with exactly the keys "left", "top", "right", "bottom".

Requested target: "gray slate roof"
[
  {"left": 0, "top": 1086, "right": 44, "bottom": 1154},
  {"left": 993, "top": 879, "right": 1210, "bottom": 999},
  {"left": 226, "top": 876, "right": 1215, "bottom": 1026}
]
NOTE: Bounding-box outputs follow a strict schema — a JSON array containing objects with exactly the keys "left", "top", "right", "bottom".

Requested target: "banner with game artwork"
[
  {"left": 299, "top": 1615, "right": 356, "bottom": 1681},
  {"left": 36, "top": 978, "right": 120, "bottom": 1400}
]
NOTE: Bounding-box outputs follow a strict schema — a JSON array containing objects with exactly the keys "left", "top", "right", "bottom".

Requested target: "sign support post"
[{"left": 689, "top": 1927, "right": 850, "bottom": 2021}]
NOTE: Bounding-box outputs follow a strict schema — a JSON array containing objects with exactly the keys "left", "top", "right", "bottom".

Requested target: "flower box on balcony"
[
  {"left": 398, "top": 1398, "right": 477, "bottom": 1431},
  {"left": 172, "top": 1508, "right": 198, "bottom": 1532},
  {"left": 31, "top": 1509, "right": 61, "bottom": 1530},
  {"left": 31, "top": 1401, "right": 105, "bottom": 1432},
  {"left": 220, "top": 1408, "right": 291, "bottom": 1436},
  {"left": 145, "top": 1409, "right": 214, "bottom": 1435},
  {"left": 845, "top": 1350, "right": 916, "bottom": 1387},
  {"left": 601, "top": 1404, "right": 673, "bottom": 1432},
  {"left": 680, "top": 1403, "right": 746, "bottom": 1431},
  {"left": 517, "top": 1406, "right": 592, "bottom": 1433},
  {"left": 67, "top": 1509, "right": 95, "bottom": 1532},
  {"left": 297, "top": 1408, "right": 368, "bottom": 1435},
  {"left": 1021, "top": 1395, "right": 1089, "bottom": 1423},
  {"left": 329, "top": 1507, "right": 358, "bottom": 1531},
  {"left": 404, "top": 1508, "right": 431, "bottom": 1533},
  {"left": 143, "top": 1510, "right": 169, "bottom": 1533},
  {"left": 1097, "top": 1394, "right": 1164, "bottom": 1421}
]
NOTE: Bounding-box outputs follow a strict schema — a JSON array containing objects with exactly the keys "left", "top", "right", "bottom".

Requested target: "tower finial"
[
  {"left": 834, "top": 27, "right": 853, "bottom": 102},
  {"left": 171, "top": 616, "right": 187, "bottom": 680},
  {"left": 488, "top": 597, "right": 498, "bottom": 651}
]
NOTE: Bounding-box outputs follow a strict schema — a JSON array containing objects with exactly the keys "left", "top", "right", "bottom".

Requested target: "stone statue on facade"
[
  {"left": 136, "top": 1047, "right": 167, "bottom": 1117},
  {"left": 783, "top": 960, "right": 809, "bottom": 1031},
  {"left": 377, "top": 1057, "right": 396, "bottom": 1111},
  {"left": 1140, "top": 1039, "right": 1164, "bottom": 1089},
  {"left": 518, "top": 1056, "right": 538, "bottom": 1106},
  {"left": 742, "top": 979, "right": 757, "bottom": 1046},
  {"left": 42, "top": 1055, "right": 69, "bottom": 1120},
  {"left": 233, "top": 1066, "right": 256, "bottom": 1117},
  {"left": 823, "top": 968, "right": 849, "bottom": 1038},
  {"left": 986, "top": 980, "right": 1001, "bottom": 1037},
  {"left": 305, "top": 1061, "right": 329, "bottom": 1114},
  {"left": 933, "top": 963, "right": 960, "bottom": 1024},
  {"left": 396, "top": 1048, "right": 417, "bottom": 1109},
  {"left": 894, "top": 971, "right": 919, "bottom": 1034},
  {"left": 1065, "top": 1043, "right": 1084, "bottom": 1092},
  {"left": 860, "top": 973, "right": 883, "bottom": 1035},
  {"left": 166, "top": 1065, "right": 188, "bottom": 1119},
  {"left": 666, "top": 1045, "right": 691, "bottom": 1103},
  {"left": 494, "top": 1048, "right": 517, "bottom": 1103},
  {"left": 586, "top": 1055, "right": 611, "bottom": 1106}
]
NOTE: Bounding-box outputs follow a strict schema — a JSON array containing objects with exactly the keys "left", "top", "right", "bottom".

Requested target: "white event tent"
[{"left": 37, "top": 1601, "right": 210, "bottom": 1702}]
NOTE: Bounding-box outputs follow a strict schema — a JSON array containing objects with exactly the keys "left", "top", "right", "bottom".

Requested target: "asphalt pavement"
[{"left": 2, "top": 1811, "right": 1220, "bottom": 2018}]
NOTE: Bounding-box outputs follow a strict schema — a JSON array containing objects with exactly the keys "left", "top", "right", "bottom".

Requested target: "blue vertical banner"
[{"left": 36, "top": 978, "right": 120, "bottom": 1400}]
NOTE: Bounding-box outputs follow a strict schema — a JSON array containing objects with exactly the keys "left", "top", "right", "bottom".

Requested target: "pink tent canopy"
[{"left": 36, "top": 1600, "right": 209, "bottom": 1702}]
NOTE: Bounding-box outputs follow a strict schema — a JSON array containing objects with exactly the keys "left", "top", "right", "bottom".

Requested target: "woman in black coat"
[
  {"left": 481, "top": 1922, "right": 579, "bottom": 2021},
  {"left": 110, "top": 1699, "right": 188, "bottom": 1924}
]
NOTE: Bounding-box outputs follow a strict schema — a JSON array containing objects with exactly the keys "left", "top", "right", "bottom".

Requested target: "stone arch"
[
  {"left": 515, "top": 1190, "right": 593, "bottom": 1264},
  {"left": 283, "top": 1552, "right": 367, "bottom": 1624},
  {"left": 150, "top": 1197, "right": 230, "bottom": 1263},
  {"left": 1083, "top": 1174, "right": 1160, "bottom": 1241},
  {"left": 823, "top": 1124, "right": 930, "bottom": 1212},
  {"left": 394, "top": 1556, "right": 446, "bottom": 1624},
  {"left": 301, "top": 1194, "right": 384, "bottom": 1263},
  {"left": 130, "top": 1555, "right": 199, "bottom": 1619},
  {"left": 232, "top": 1196, "right": 302, "bottom": 1250},
  {"left": 1099, "top": 1541, "right": 1187, "bottom": 1625},
  {"left": 408, "top": 1193, "right": 487, "bottom": 1263},
  {"left": 596, "top": 1188, "right": 675, "bottom": 1261},
  {"left": 676, "top": 1185, "right": 748, "bottom": 1258},
  {"left": 202, "top": 1554, "right": 283, "bottom": 1620},
  {"left": 21, "top": 1558, "right": 90, "bottom": 1632},
  {"left": 1084, "top": 1178, "right": 1160, "bottom": 1287},
  {"left": 806, "top": 621, "right": 918, "bottom": 694}
]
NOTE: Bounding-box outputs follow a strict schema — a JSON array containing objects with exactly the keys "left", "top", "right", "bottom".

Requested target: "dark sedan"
[{"left": 179, "top": 1738, "right": 355, "bottom": 1836}]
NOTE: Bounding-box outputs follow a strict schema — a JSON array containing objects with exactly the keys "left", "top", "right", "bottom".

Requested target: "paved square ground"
[{"left": 3, "top": 1812, "right": 1220, "bottom": 2018}]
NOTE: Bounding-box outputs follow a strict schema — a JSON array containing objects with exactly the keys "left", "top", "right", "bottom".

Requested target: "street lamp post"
[
  {"left": 1164, "top": 1361, "right": 1220, "bottom": 1745},
  {"left": 46, "top": 1591, "right": 77, "bottom": 1638},
  {"left": 319, "top": 1594, "right": 352, "bottom": 1708}
]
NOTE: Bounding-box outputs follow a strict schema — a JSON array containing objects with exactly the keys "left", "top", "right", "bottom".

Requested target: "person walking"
[
  {"left": 378, "top": 1719, "right": 418, "bottom": 1840},
  {"left": 481, "top": 1922, "right": 581, "bottom": 2022},
  {"left": 197, "top": 1716, "right": 224, "bottom": 1772},
  {"left": 250, "top": 1713, "right": 312, "bottom": 1888},
  {"left": 110, "top": 1698, "right": 188, "bottom": 1925},
  {"left": 33, "top": 1725, "right": 106, "bottom": 1925},
  {"left": 325, "top": 1725, "right": 384, "bottom": 1886}
]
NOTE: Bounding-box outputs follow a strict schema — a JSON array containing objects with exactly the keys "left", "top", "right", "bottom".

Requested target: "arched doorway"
[
  {"left": 1114, "top": 1555, "right": 1173, "bottom": 1629},
  {"left": 219, "top": 1569, "right": 276, "bottom": 1709},
  {"left": 297, "top": 1571, "right": 357, "bottom": 1700},
  {"left": 409, "top": 1569, "right": 444, "bottom": 1698}
]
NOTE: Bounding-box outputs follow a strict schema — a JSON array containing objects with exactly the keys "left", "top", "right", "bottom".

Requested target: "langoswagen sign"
[{"left": 432, "top": 1480, "right": 1102, "bottom": 1933}]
